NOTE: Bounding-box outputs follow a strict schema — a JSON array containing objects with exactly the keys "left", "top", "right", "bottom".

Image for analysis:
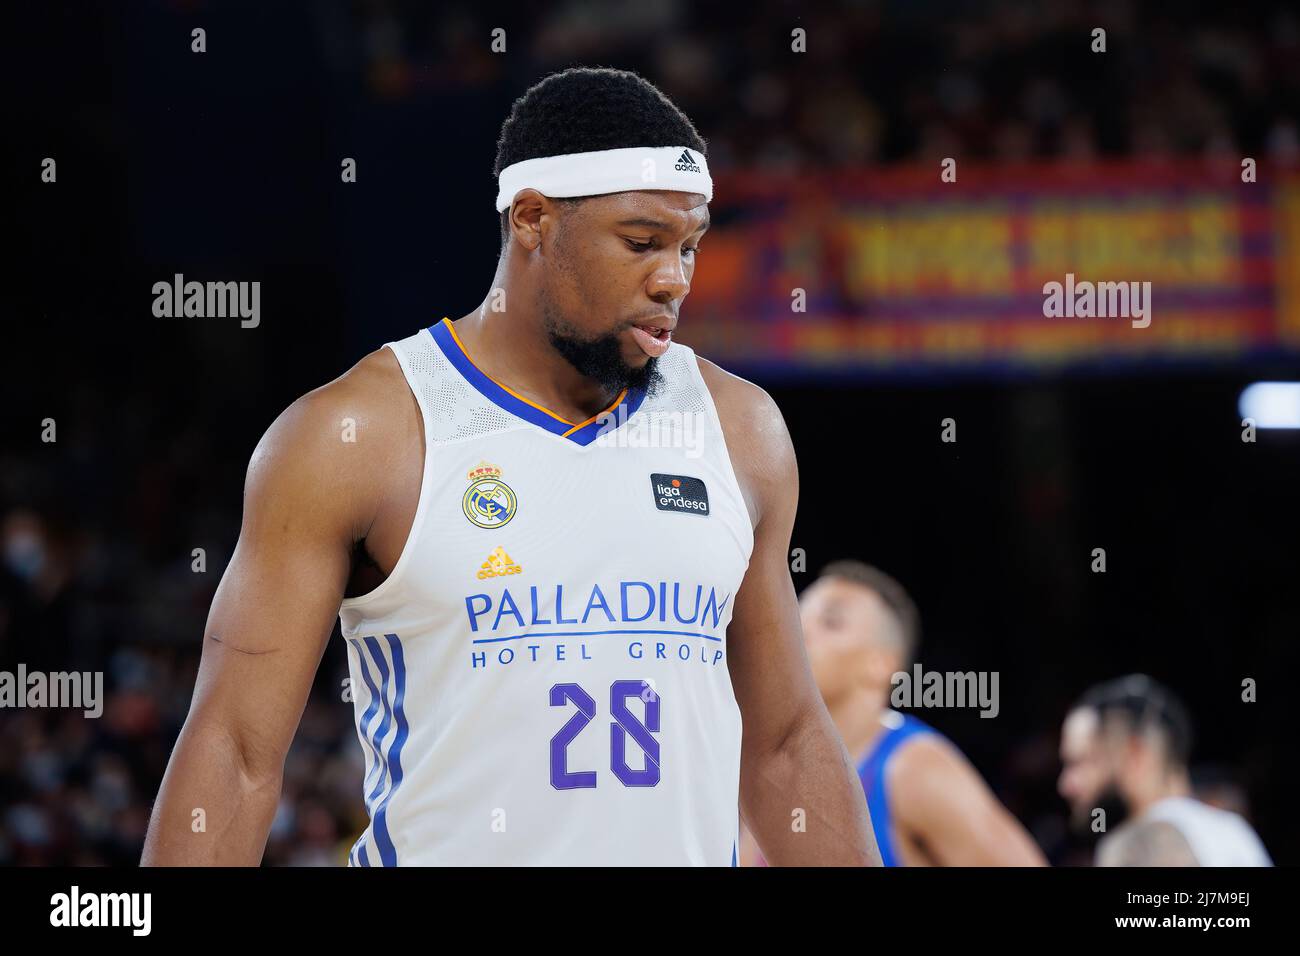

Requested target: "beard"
[
  {"left": 541, "top": 300, "right": 665, "bottom": 398},
  {"left": 1070, "top": 782, "right": 1131, "bottom": 840}
]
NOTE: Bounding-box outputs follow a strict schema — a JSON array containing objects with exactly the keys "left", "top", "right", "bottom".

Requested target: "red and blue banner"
[{"left": 678, "top": 161, "right": 1300, "bottom": 379}]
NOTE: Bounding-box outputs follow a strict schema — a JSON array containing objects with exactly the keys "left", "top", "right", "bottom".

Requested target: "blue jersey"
[{"left": 856, "top": 711, "right": 940, "bottom": 866}]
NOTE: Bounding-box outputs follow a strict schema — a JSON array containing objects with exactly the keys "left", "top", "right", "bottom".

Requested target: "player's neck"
[
  {"left": 826, "top": 690, "right": 889, "bottom": 765},
  {"left": 451, "top": 292, "right": 622, "bottom": 423},
  {"left": 1130, "top": 770, "right": 1193, "bottom": 817}
]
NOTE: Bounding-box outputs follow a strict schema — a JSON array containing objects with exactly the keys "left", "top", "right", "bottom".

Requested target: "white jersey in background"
[
  {"left": 1144, "top": 796, "right": 1272, "bottom": 866},
  {"left": 338, "top": 318, "right": 754, "bottom": 865}
]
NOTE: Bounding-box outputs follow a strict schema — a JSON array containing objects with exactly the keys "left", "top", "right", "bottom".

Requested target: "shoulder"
[
  {"left": 882, "top": 733, "right": 970, "bottom": 832},
  {"left": 884, "top": 731, "right": 1001, "bottom": 831},
  {"left": 1096, "top": 818, "right": 1198, "bottom": 867},
  {"left": 693, "top": 354, "right": 794, "bottom": 528},
  {"left": 1154, "top": 800, "right": 1269, "bottom": 853},
  {"left": 887, "top": 731, "right": 970, "bottom": 794},
  {"left": 245, "top": 346, "right": 418, "bottom": 542},
  {"left": 255, "top": 346, "right": 412, "bottom": 467},
  {"left": 694, "top": 354, "right": 787, "bottom": 451},
  {"left": 299, "top": 344, "right": 410, "bottom": 421}
]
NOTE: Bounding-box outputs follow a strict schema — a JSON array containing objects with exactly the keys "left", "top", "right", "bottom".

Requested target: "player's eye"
[
  {"left": 683, "top": 245, "right": 700, "bottom": 258},
  {"left": 625, "top": 238, "right": 654, "bottom": 252}
]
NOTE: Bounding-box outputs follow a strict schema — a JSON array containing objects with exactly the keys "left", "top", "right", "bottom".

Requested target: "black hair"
[
  {"left": 815, "top": 560, "right": 921, "bottom": 661},
  {"left": 493, "top": 67, "right": 708, "bottom": 247},
  {"left": 1077, "top": 674, "right": 1195, "bottom": 768}
]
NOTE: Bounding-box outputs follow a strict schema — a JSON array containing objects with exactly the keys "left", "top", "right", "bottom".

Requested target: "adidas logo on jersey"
[
  {"left": 674, "top": 150, "right": 701, "bottom": 173},
  {"left": 477, "top": 546, "right": 523, "bottom": 579}
]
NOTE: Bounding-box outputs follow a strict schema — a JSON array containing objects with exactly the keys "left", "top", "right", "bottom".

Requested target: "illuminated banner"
[{"left": 678, "top": 162, "right": 1300, "bottom": 378}]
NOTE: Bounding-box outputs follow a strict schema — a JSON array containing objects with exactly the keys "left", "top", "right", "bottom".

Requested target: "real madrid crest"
[{"left": 462, "top": 462, "right": 518, "bottom": 529}]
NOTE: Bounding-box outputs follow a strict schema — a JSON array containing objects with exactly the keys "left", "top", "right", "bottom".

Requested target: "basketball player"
[
  {"left": 740, "top": 561, "right": 1046, "bottom": 866},
  {"left": 1058, "top": 674, "right": 1272, "bottom": 866},
  {"left": 141, "top": 68, "right": 880, "bottom": 866}
]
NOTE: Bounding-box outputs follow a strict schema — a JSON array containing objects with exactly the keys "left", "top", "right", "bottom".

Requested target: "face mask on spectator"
[{"left": 4, "top": 530, "right": 46, "bottom": 582}]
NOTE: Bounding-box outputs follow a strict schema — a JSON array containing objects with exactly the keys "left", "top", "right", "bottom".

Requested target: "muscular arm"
[
  {"left": 142, "top": 350, "right": 412, "bottom": 865},
  {"left": 700, "top": 358, "right": 879, "bottom": 866},
  {"left": 889, "top": 735, "right": 1047, "bottom": 866}
]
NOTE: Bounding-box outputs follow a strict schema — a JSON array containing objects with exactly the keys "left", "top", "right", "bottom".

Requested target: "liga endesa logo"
[{"left": 650, "top": 474, "right": 710, "bottom": 516}]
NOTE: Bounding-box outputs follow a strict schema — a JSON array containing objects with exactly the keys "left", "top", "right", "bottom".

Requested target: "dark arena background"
[{"left": 6, "top": 0, "right": 1300, "bottom": 891}]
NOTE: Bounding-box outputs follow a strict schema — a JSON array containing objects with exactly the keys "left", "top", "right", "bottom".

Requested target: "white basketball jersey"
[
  {"left": 1145, "top": 797, "right": 1272, "bottom": 866},
  {"left": 338, "top": 318, "right": 754, "bottom": 865}
]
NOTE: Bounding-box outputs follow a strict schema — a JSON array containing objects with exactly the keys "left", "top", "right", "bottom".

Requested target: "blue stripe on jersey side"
[
  {"left": 350, "top": 640, "right": 385, "bottom": 797},
  {"left": 732, "top": 841, "right": 737, "bottom": 867},
  {"left": 347, "top": 639, "right": 385, "bottom": 867},
  {"left": 367, "top": 633, "right": 410, "bottom": 868},
  {"left": 349, "top": 831, "right": 372, "bottom": 867},
  {"left": 350, "top": 638, "right": 388, "bottom": 815},
  {"left": 361, "top": 640, "right": 394, "bottom": 813},
  {"left": 358, "top": 635, "right": 399, "bottom": 866},
  {"left": 349, "top": 636, "right": 407, "bottom": 867}
]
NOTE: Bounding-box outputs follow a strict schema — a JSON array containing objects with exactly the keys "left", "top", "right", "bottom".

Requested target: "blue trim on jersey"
[
  {"left": 349, "top": 635, "right": 410, "bottom": 867},
  {"left": 355, "top": 642, "right": 393, "bottom": 811},
  {"left": 371, "top": 634, "right": 409, "bottom": 867},
  {"left": 347, "top": 830, "right": 372, "bottom": 867},
  {"left": 567, "top": 385, "right": 649, "bottom": 446},
  {"left": 732, "top": 841, "right": 738, "bottom": 867},
  {"left": 473, "top": 627, "right": 723, "bottom": 645},
  {"left": 349, "top": 640, "right": 389, "bottom": 861},
  {"left": 427, "top": 319, "right": 647, "bottom": 445},
  {"left": 351, "top": 643, "right": 385, "bottom": 796},
  {"left": 856, "top": 713, "right": 936, "bottom": 867}
]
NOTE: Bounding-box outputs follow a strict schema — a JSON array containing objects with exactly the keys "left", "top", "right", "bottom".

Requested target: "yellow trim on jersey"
[
  {"left": 562, "top": 389, "right": 629, "bottom": 437},
  {"left": 440, "top": 317, "right": 578, "bottom": 427}
]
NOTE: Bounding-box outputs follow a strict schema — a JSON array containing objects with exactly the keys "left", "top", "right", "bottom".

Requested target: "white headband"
[{"left": 495, "top": 145, "right": 713, "bottom": 212}]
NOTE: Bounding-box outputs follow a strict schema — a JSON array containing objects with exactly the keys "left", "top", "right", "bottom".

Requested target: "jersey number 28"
[{"left": 549, "top": 680, "right": 661, "bottom": 789}]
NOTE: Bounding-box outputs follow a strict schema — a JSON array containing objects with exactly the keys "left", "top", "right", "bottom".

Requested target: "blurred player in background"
[
  {"left": 1058, "top": 674, "right": 1272, "bottom": 866},
  {"left": 740, "top": 560, "right": 1046, "bottom": 866}
]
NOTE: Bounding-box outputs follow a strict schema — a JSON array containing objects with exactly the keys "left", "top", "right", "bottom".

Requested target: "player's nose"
[{"left": 647, "top": 259, "right": 690, "bottom": 301}]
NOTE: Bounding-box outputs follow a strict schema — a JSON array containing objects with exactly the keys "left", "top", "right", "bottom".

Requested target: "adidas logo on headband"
[{"left": 674, "top": 150, "right": 701, "bottom": 173}]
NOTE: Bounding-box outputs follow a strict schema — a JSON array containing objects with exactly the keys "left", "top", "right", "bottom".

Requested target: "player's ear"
[
  {"left": 505, "top": 189, "right": 547, "bottom": 251},
  {"left": 863, "top": 645, "right": 897, "bottom": 686},
  {"left": 1116, "top": 733, "right": 1146, "bottom": 776}
]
